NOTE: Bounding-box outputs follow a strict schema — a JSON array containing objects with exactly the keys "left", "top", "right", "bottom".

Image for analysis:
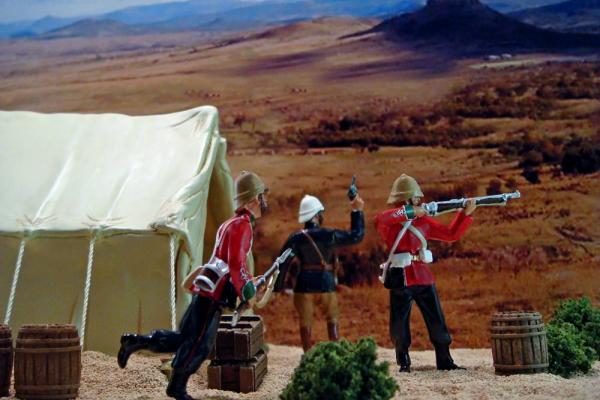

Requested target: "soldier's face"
[
  {"left": 410, "top": 196, "right": 422, "bottom": 206},
  {"left": 258, "top": 193, "right": 268, "bottom": 216}
]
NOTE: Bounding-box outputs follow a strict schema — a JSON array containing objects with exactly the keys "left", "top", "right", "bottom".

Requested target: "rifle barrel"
[{"left": 424, "top": 191, "right": 520, "bottom": 216}]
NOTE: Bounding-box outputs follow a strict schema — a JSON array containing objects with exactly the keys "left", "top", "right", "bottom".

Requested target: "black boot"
[
  {"left": 118, "top": 333, "right": 147, "bottom": 368},
  {"left": 166, "top": 369, "right": 194, "bottom": 400},
  {"left": 327, "top": 322, "right": 340, "bottom": 342},
  {"left": 435, "top": 345, "right": 465, "bottom": 371},
  {"left": 397, "top": 352, "right": 411, "bottom": 373},
  {"left": 300, "top": 327, "right": 313, "bottom": 353}
]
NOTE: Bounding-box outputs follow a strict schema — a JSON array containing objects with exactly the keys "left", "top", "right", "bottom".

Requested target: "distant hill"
[
  {"left": 0, "top": 0, "right": 579, "bottom": 39},
  {"left": 103, "top": 0, "right": 255, "bottom": 25},
  {"left": 40, "top": 19, "right": 144, "bottom": 39},
  {"left": 511, "top": 0, "right": 600, "bottom": 34},
  {"left": 4, "top": 15, "right": 81, "bottom": 38},
  {"left": 482, "top": 0, "right": 570, "bottom": 12},
  {"left": 127, "top": 0, "right": 423, "bottom": 33},
  {"left": 0, "top": 0, "right": 421, "bottom": 38},
  {"left": 367, "top": 0, "right": 600, "bottom": 54}
]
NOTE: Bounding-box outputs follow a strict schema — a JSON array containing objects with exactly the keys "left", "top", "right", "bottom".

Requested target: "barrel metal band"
[
  {"left": 15, "top": 346, "right": 82, "bottom": 354},
  {"left": 494, "top": 363, "right": 549, "bottom": 370},
  {"left": 16, "top": 329, "right": 75, "bottom": 335},
  {"left": 17, "top": 338, "right": 79, "bottom": 345},
  {"left": 492, "top": 315, "right": 541, "bottom": 321},
  {"left": 490, "top": 324, "right": 545, "bottom": 332},
  {"left": 13, "top": 395, "right": 78, "bottom": 400},
  {"left": 491, "top": 331, "right": 546, "bottom": 339},
  {"left": 15, "top": 384, "right": 80, "bottom": 391}
]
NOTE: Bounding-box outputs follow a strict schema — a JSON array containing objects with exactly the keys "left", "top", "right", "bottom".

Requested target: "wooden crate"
[
  {"left": 209, "top": 315, "right": 264, "bottom": 360},
  {"left": 207, "top": 350, "right": 267, "bottom": 393}
]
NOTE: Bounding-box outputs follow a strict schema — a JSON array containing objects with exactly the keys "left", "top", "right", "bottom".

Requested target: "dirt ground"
[{"left": 2, "top": 345, "right": 598, "bottom": 400}]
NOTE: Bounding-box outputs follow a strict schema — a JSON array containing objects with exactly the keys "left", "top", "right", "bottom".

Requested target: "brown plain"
[{"left": 0, "top": 18, "right": 598, "bottom": 353}]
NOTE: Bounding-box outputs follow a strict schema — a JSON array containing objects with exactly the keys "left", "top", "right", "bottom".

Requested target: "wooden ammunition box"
[
  {"left": 209, "top": 315, "right": 264, "bottom": 360},
  {"left": 207, "top": 350, "right": 267, "bottom": 393}
]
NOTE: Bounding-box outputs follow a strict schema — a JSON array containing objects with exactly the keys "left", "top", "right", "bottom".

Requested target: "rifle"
[
  {"left": 422, "top": 190, "right": 521, "bottom": 216},
  {"left": 231, "top": 248, "right": 294, "bottom": 327}
]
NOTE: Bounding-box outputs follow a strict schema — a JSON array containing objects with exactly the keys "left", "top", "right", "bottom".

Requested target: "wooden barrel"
[
  {"left": 14, "top": 324, "right": 81, "bottom": 400},
  {"left": 0, "top": 325, "right": 13, "bottom": 397},
  {"left": 491, "top": 311, "right": 548, "bottom": 374}
]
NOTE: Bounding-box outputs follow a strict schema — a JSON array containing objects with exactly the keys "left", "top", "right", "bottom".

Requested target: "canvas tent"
[{"left": 0, "top": 106, "right": 236, "bottom": 355}]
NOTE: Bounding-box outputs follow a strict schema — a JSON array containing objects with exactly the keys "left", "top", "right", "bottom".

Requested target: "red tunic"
[
  {"left": 374, "top": 207, "right": 473, "bottom": 286},
  {"left": 194, "top": 209, "right": 254, "bottom": 299}
]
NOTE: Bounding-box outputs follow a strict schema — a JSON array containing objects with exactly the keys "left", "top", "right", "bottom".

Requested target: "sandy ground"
[{"left": 2, "top": 345, "right": 599, "bottom": 400}]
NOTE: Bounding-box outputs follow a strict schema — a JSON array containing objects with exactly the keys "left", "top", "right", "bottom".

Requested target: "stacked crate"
[{"left": 207, "top": 315, "right": 267, "bottom": 393}]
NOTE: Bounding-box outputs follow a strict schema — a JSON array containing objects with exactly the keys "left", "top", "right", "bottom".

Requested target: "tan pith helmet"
[
  {"left": 387, "top": 174, "right": 424, "bottom": 204},
  {"left": 234, "top": 171, "right": 268, "bottom": 209}
]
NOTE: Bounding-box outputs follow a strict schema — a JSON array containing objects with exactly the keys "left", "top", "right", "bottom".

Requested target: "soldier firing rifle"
[{"left": 375, "top": 174, "right": 520, "bottom": 373}]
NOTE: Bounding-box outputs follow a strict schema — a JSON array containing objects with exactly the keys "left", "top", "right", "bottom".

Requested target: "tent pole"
[
  {"left": 4, "top": 238, "right": 27, "bottom": 325},
  {"left": 81, "top": 235, "right": 97, "bottom": 349},
  {"left": 169, "top": 235, "right": 178, "bottom": 331}
]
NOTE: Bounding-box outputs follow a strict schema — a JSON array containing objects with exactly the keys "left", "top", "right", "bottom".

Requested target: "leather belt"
[{"left": 302, "top": 263, "right": 334, "bottom": 271}]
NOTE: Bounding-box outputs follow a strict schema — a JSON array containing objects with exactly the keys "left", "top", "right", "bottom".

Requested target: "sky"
[{"left": 0, "top": 0, "right": 261, "bottom": 23}]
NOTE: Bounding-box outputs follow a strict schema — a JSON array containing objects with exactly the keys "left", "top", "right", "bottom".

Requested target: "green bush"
[
  {"left": 551, "top": 297, "right": 600, "bottom": 358},
  {"left": 561, "top": 140, "right": 600, "bottom": 175},
  {"left": 280, "top": 338, "right": 397, "bottom": 400},
  {"left": 547, "top": 322, "right": 596, "bottom": 378}
]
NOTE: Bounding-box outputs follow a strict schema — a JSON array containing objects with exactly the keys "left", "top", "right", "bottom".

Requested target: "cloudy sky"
[{"left": 0, "top": 0, "right": 261, "bottom": 23}]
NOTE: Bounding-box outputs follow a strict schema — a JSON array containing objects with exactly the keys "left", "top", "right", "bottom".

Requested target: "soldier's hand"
[
  {"left": 351, "top": 195, "right": 364, "bottom": 211},
  {"left": 254, "top": 283, "right": 267, "bottom": 303},
  {"left": 464, "top": 199, "right": 477, "bottom": 216},
  {"left": 413, "top": 205, "right": 427, "bottom": 217},
  {"left": 253, "top": 275, "right": 264, "bottom": 286}
]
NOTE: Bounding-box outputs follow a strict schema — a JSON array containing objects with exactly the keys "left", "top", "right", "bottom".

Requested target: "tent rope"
[
  {"left": 4, "top": 238, "right": 27, "bottom": 325},
  {"left": 81, "top": 235, "right": 97, "bottom": 348},
  {"left": 169, "top": 235, "right": 177, "bottom": 331}
]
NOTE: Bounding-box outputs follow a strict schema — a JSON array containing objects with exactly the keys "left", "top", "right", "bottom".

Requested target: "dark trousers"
[
  {"left": 389, "top": 284, "right": 451, "bottom": 364},
  {"left": 145, "top": 294, "right": 222, "bottom": 373}
]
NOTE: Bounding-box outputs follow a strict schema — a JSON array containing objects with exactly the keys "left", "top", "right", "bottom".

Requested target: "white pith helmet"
[{"left": 298, "top": 195, "right": 324, "bottom": 223}]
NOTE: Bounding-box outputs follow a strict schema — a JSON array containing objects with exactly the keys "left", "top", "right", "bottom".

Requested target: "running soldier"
[{"left": 117, "top": 171, "right": 268, "bottom": 400}]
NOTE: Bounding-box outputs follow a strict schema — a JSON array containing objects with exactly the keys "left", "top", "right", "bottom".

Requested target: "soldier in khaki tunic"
[{"left": 274, "top": 194, "right": 365, "bottom": 352}]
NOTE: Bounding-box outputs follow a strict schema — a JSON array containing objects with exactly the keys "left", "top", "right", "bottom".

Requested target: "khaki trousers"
[{"left": 293, "top": 292, "right": 339, "bottom": 328}]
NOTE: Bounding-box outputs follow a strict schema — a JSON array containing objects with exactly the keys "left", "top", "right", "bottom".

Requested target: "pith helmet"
[
  {"left": 235, "top": 171, "right": 267, "bottom": 209},
  {"left": 387, "top": 174, "right": 424, "bottom": 204},
  {"left": 298, "top": 195, "right": 325, "bottom": 223}
]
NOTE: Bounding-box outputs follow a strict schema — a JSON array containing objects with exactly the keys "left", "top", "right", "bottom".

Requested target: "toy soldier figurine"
[
  {"left": 274, "top": 193, "right": 365, "bottom": 352},
  {"left": 374, "top": 174, "right": 476, "bottom": 373},
  {"left": 117, "top": 171, "right": 268, "bottom": 400}
]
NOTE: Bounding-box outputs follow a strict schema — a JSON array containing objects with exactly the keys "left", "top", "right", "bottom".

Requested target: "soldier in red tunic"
[
  {"left": 375, "top": 174, "right": 476, "bottom": 373},
  {"left": 117, "top": 171, "right": 268, "bottom": 400}
]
